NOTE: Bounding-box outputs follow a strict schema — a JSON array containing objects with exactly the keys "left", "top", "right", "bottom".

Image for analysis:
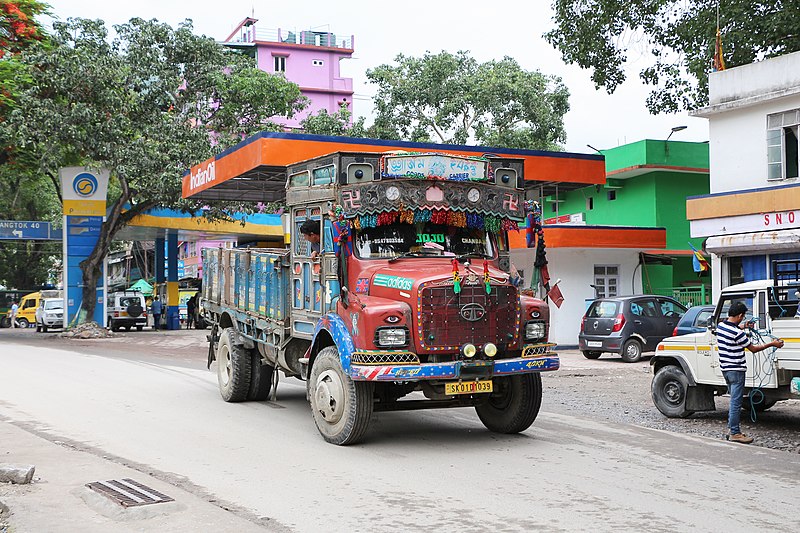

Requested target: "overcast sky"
[{"left": 45, "top": 0, "right": 710, "bottom": 154}]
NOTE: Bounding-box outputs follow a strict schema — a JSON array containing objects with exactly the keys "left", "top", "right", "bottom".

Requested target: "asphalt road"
[{"left": 2, "top": 328, "right": 800, "bottom": 532}]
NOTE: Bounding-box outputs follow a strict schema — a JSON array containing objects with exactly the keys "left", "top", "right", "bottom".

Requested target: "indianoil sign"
[{"left": 183, "top": 157, "right": 217, "bottom": 198}]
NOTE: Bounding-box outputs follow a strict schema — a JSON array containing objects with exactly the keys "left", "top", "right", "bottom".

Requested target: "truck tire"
[
  {"left": 621, "top": 338, "right": 643, "bottom": 363},
  {"left": 217, "top": 327, "right": 252, "bottom": 402},
  {"left": 582, "top": 350, "right": 601, "bottom": 359},
  {"left": 17, "top": 318, "right": 28, "bottom": 328},
  {"left": 41, "top": 324, "right": 48, "bottom": 333},
  {"left": 475, "top": 373, "right": 542, "bottom": 434},
  {"left": 309, "top": 346, "right": 373, "bottom": 445},
  {"left": 248, "top": 352, "right": 275, "bottom": 401},
  {"left": 651, "top": 365, "right": 694, "bottom": 418}
]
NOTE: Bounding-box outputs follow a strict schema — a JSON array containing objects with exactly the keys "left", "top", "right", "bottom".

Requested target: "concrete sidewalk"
[{"left": 0, "top": 418, "right": 274, "bottom": 532}]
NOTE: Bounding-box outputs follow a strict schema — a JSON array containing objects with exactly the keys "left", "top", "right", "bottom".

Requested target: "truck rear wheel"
[
  {"left": 217, "top": 327, "right": 252, "bottom": 402},
  {"left": 248, "top": 352, "right": 275, "bottom": 401},
  {"left": 651, "top": 365, "right": 694, "bottom": 418},
  {"left": 309, "top": 346, "right": 373, "bottom": 445},
  {"left": 476, "top": 373, "right": 542, "bottom": 434}
]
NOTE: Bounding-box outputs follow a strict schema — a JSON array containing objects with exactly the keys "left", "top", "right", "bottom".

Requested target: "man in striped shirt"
[{"left": 716, "top": 301, "right": 784, "bottom": 444}]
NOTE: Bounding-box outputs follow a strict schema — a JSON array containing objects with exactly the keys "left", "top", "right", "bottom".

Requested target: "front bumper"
[
  {"left": 41, "top": 316, "right": 62, "bottom": 326},
  {"left": 350, "top": 344, "right": 559, "bottom": 381}
]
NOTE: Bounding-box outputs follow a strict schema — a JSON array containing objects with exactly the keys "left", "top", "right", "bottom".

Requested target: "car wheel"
[
  {"left": 582, "top": 350, "right": 601, "bottom": 359},
  {"left": 17, "top": 318, "right": 29, "bottom": 328},
  {"left": 35, "top": 321, "right": 41, "bottom": 332},
  {"left": 136, "top": 326, "right": 143, "bottom": 331},
  {"left": 621, "top": 338, "right": 643, "bottom": 363},
  {"left": 42, "top": 324, "right": 48, "bottom": 333},
  {"left": 651, "top": 365, "right": 694, "bottom": 418}
]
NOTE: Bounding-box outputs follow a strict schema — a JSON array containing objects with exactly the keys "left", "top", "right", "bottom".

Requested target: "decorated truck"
[{"left": 201, "top": 151, "right": 558, "bottom": 445}]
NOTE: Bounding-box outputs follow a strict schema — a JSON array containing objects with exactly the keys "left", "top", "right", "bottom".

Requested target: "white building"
[{"left": 689, "top": 51, "right": 800, "bottom": 300}]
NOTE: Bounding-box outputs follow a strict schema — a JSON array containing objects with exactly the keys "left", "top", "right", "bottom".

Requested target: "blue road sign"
[{"left": 0, "top": 220, "right": 53, "bottom": 240}]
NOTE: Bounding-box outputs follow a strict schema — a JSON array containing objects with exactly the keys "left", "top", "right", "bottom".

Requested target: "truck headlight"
[
  {"left": 375, "top": 327, "right": 408, "bottom": 347},
  {"left": 524, "top": 321, "right": 546, "bottom": 341}
]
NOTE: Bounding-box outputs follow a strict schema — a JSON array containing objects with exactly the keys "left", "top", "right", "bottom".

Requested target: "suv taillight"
[
  {"left": 672, "top": 326, "right": 678, "bottom": 336},
  {"left": 612, "top": 313, "right": 625, "bottom": 332},
  {"left": 580, "top": 316, "right": 586, "bottom": 333}
]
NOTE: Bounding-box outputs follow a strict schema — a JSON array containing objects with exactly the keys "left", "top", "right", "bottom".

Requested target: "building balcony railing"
[{"left": 228, "top": 26, "right": 354, "bottom": 50}]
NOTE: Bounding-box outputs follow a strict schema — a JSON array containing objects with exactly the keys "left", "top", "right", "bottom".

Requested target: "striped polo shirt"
[{"left": 716, "top": 320, "right": 751, "bottom": 372}]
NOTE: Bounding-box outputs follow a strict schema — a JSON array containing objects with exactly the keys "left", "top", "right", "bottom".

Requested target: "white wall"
[
  {"left": 709, "top": 50, "right": 800, "bottom": 105},
  {"left": 510, "top": 248, "right": 644, "bottom": 347},
  {"left": 708, "top": 96, "right": 800, "bottom": 194}
]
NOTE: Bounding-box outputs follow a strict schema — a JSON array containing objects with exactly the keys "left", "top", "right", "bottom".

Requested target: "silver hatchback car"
[{"left": 578, "top": 295, "right": 687, "bottom": 362}]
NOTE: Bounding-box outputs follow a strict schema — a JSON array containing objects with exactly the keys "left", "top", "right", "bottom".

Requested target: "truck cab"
[{"left": 202, "top": 151, "right": 559, "bottom": 444}]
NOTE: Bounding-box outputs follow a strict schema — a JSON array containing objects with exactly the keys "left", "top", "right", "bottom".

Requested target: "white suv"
[
  {"left": 35, "top": 298, "right": 64, "bottom": 332},
  {"left": 107, "top": 291, "right": 147, "bottom": 331}
]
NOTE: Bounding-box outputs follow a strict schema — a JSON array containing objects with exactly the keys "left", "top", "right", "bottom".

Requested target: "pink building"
[
  {"left": 223, "top": 17, "right": 355, "bottom": 129},
  {"left": 181, "top": 240, "right": 233, "bottom": 279}
]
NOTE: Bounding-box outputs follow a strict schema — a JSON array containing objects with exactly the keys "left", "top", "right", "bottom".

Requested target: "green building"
[{"left": 545, "top": 139, "right": 711, "bottom": 304}]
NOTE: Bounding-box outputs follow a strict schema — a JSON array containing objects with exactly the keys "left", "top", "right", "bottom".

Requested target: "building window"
[
  {"left": 586, "top": 197, "right": 594, "bottom": 210},
  {"left": 607, "top": 190, "right": 616, "bottom": 201},
  {"left": 593, "top": 265, "right": 619, "bottom": 298},
  {"left": 274, "top": 55, "right": 286, "bottom": 73},
  {"left": 767, "top": 109, "right": 800, "bottom": 180},
  {"left": 727, "top": 256, "right": 744, "bottom": 286},
  {"left": 312, "top": 59, "right": 324, "bottom": 66}
]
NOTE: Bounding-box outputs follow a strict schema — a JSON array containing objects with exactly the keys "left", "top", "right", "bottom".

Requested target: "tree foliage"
[
  {"left": 299, "top": 103, "right": 366, "bottom": 137},
  {"left": 3, "top": 17, "right": 307, "bottom": 320},
  {"left": 365, "top": 51, "right": 570, "bottom": 150},
  {"left": 545, "top": 0, "right": 800, "bottom": 114}
]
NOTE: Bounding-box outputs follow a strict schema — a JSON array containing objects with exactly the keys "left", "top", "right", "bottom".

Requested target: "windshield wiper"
[
  {"left": 456, "top": 252, "right": 492, "bottom": 262},
  {"left": 388, "top": 251, "right": 438, "bottom": 263}
]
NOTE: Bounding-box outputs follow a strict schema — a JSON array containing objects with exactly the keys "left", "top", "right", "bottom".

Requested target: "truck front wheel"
[
  {"left": 651, "top": 365, "right": 694, "bottom": 418},
  {"left": 476, "top": 373, "right": 542, "bottom": 434},
  {"left": 217, "top": 327, "right": 252, "bottom": 402},
  {"left": 309, "top": 346, "right": 373, "bottom": 445}
]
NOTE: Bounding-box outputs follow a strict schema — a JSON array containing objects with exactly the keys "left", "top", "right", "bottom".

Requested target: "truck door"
[{"left": 291, "top": 207, "right": 326, "bottom": 338}]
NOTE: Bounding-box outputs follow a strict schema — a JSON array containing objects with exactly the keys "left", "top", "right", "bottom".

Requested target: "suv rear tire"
[
  {"left": 582, "top": 350, "right": 601, "bottom": 359},
  {"left": 621, "top": 339, "right": 643, "bottom": 363}
]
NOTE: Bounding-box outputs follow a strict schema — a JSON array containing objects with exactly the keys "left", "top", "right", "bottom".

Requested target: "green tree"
[
  {"left": 365, "top": 51, "right": 570, "bottom": 150},
  {"left": 545, "top": 0, "right": 800, "bottom": 114},
  {"left": 299, "top": 103, "right": 368, "bottom": 137},
  {"left": 4, "top": 17, "right": 307, "bottom": 322}
]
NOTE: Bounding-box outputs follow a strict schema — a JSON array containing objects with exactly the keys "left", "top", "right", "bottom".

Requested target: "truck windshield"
[
  {"left": 45, "top": 299, "right": 63, "bottom": 310},
  {"left": 354, "top": 222, "right": 494, "bottom": 260}
]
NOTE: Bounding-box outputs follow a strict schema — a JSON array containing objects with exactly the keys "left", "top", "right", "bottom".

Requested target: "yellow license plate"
[{"left": 445, "top": 380, "right": 493, "bottom": 395}]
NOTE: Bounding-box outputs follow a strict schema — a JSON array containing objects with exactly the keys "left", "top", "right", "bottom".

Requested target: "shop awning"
[{"left": 705, "top": 230, "right": 800, "bottom": 254}]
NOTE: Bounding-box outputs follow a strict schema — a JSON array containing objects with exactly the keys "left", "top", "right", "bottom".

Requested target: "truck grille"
[{"left": 417, "top": 283, "right": 520, "bottom": 351}]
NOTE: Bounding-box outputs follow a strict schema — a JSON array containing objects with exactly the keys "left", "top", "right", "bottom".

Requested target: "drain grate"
[{"left": 85, "top": 478, "right": 174, "bottom": 508}]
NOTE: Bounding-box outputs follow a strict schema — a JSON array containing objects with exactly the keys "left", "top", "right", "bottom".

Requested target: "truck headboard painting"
[{"left": 381, "top": 153, "right": 491, "bottom": 182}]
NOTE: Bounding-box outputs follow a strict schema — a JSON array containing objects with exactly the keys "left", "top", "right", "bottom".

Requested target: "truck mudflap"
[{"left": 349, "top": 345, "right": 559, "bottom": 381}]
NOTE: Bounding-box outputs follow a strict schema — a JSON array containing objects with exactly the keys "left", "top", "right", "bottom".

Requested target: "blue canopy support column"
[
  {"left": 155, "top": 236, "right": 165, "bottom": 329},
  {"left": 166, "top": 232, "right": 180, "bottom": 330}
]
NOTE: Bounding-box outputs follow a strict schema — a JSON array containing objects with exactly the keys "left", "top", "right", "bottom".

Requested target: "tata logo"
[
  {"left": 73, "top": 173, "right": 98, "bottom": 197},
  {"left": 460, "top": 303, "right": 486, "bottom": 322}
]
